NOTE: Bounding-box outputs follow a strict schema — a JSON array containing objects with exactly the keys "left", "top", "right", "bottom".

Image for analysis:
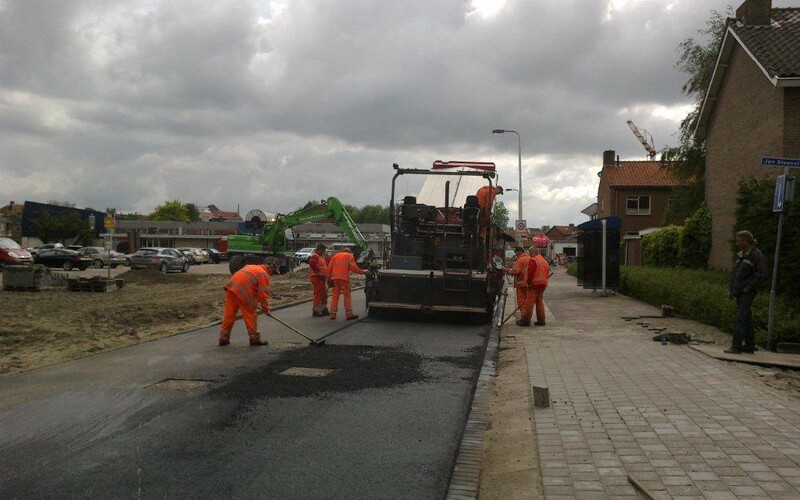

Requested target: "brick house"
[
  {"left": 695, "top": 0, "right": 800, "bottom": 269},
  {"left": 594, "top": 150, "right": 683, "bottom": 265},
  {"left": 545, "top": 225, "right": 578, "bottom": 257},
  {"left": 0, "top": 202, "right": 24, "bottom": 241},
  {"left": 595, "top": 150, "right": 682, "bottom": 238}
]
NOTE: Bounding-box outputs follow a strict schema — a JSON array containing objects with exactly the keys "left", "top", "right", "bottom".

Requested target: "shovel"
[{"left": 267, "top": 314, "right": 326, "bottom": 346}]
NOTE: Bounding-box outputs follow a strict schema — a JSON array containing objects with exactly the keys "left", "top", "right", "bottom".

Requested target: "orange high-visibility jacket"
[
  {"left": 476, "top": 186, "right": 501, "bottom": 216},
  {"left": 327, "top": 252, "right": 365, "bottom": 282},
  {"left": 529, "top": 254, "right": 549, "bottom": 287},
  {"left": 509, "top": 254, "right": 530, "bottom": 288},
  {"left": 225, "top": 264, "right": 271, "bottom": 311},
  {"left": 308, "top": 252, "right": 327, "bottom": 280}
]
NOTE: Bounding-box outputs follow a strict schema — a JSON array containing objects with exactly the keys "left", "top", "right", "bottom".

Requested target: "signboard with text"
[{"left": 761, "top": 156, "right": 800, "bottom": 168}]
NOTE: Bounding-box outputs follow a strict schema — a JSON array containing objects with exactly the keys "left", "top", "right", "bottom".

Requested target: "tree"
[
  {"left": 149, "top": 200, "right": 190, "bottom": 221},
  {"left": 31, "top": 210, "right": 94, "bottom": 245},
  {"left": 494, "top": 201, "right": 509, "bottom": 230},
  {"left": 185, "top": 203, "right": 201, "bottom": 222},
  {"left": 661, "top": 9, "right": 730, "bottom": 222}
]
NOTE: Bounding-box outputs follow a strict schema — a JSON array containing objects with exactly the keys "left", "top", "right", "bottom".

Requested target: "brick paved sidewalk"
[{"left": 525, "top": 271, "right": 800, "bottom": 499}]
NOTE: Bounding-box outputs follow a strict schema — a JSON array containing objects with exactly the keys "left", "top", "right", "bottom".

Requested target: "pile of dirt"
[
  {"left": 117, "top": 268, "right": 210, "bottom": 285},
  {"left": 0, "top": 268, "right": 341, "bottom": 375}
]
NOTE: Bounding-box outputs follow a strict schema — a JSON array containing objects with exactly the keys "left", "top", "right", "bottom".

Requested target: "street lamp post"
[{"left": 492, "top": 129, "right": 522, "bottom": 223}]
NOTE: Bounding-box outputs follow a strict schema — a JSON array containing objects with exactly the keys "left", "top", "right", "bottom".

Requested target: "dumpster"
[{"left": 2, "top": 265, "right": 50, "bottom": 291}]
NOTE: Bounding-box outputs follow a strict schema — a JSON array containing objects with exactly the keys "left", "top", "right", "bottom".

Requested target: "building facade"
[
  {"left": 595, "top": 150, "right": 682, "bottom": 239},
  {"left": 694, "top": 1, "right": 800, "bottom": 269}
]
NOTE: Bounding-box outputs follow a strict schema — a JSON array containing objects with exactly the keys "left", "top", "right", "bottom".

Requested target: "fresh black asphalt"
[{"left": 0, "top": 293, "right": 490, "bottom": 499}]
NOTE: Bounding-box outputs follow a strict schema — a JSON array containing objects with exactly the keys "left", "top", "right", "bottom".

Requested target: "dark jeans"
[{"left": 731, "top": 291, "right": 756, "bottom": 351}]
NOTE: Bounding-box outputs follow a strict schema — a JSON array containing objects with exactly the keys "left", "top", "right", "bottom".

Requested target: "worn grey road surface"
[{"left": 0, "top": 293, "right": 489, "bottom": 499}]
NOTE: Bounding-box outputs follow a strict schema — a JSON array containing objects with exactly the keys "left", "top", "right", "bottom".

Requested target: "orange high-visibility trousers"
[
  {"left": 221, "top": 289, "right": 258, "bottom": 334},
  {"left": 329, "top": 280, "right": 355, "bottom": 318},
  {"left": 523, "top": 288, "right": 535, "bottom": 324},
  {"left": 311, "top": 277, "right": 328, "bottom": 313},
  {"left": 530, "top": 285, "right": 546, "bottom": 324},
  {"left": 515, "top": 288, "right": 532, "bottom": 325}
]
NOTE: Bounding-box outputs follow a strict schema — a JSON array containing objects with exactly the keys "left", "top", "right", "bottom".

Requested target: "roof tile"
[
  {"left": 733, "top": 8, "right": 800, "bottom": 78},
  {"left": 601, "top": 160, "right": 682, "bottom": 188}
]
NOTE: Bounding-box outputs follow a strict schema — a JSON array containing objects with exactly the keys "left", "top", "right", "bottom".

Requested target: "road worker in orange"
[
  {"left": 308, "top": 244, "right": 330, "bottom": 317},
  {"left": 476, "top": 185, "right": 503, "bottom": 232},
  {"left": 504, "top": 246, "right": 532, "bottom": 326},
  {"left": 527, "top": 246, "right": 550, "bottom": 326},
  {"left": 218, "top": 262, "right": 274, "bottom": 346},
  {"left": 326, "top": 247, "right": 366, "bottom": 320}
]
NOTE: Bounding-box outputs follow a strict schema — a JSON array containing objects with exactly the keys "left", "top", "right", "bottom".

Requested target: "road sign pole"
[{"left": 767, "top": 166, "right": 789, "bottom": 350}]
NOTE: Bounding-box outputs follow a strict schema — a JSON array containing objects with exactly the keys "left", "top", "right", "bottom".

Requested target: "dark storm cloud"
[{"left": 2, "top": 0, "right": 790, "bottom": 227}]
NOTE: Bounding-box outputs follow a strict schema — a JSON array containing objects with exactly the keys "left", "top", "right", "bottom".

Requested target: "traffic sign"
[
  {"left": 515, "top": 220, "right": 527, "bottom": 231},
  {"left": 104, "top": 217, "right": 116, "bottom": 229},
  {"left": 761, "top": 157, "right": 800, "bottom": 168},
  {"left": 774, "top": 175, "right": 787, "bottom": 212}
]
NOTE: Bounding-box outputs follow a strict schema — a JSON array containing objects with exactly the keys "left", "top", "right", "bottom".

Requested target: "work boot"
[
  {"left": 515, "top": 320, "right": 530, "bottom": 327},
  {"left": 346, "top": 314, "right": 359, "bottom": 321},
  {"left": 330, "top": 316, "right": 336, "bottom": 320},
  {"left": 322, "top": 308, "right": 330, "bottom": 316},
  {"left": 312, "top": 311, "right": 324, "bottom": 317},
  {"left": 248, "top": 331, "right": 268, "bottom": 346},
  {"left": 218, "top": 329, "right": 231, "bottom": 346},
  {"left": 534, "top": 321, "right": 546, "bottom": 326}
]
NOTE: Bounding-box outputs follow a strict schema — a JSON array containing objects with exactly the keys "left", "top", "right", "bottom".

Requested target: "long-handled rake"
[{"left": 267, "top": 314, "right": 326, "bottom": 346}]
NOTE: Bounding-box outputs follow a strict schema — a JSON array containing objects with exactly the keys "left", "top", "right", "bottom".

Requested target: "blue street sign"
[
  {"left": 774, "top": 175, "right": 786, "bottom": 212},
  {"left": 762, "top": 157, "right": 800, "bottom": 168}
]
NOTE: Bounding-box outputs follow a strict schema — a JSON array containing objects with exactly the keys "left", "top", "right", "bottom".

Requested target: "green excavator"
[{"left": 227, "top": 197, "right": 370, "bottom": 274}]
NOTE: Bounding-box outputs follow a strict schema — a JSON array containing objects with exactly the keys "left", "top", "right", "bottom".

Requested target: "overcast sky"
[{"left": 1, "top": 0, "right": 796, "bottom": 227}]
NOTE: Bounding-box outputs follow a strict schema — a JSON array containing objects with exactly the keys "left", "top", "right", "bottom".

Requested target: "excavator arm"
[{"left": 261, "top": 197, "right": 368, "bottom": 253}]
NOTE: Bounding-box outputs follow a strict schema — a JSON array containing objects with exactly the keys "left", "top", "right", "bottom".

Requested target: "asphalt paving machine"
[{"left": 365, "top": 161, "right": 508, "bottom": 323}]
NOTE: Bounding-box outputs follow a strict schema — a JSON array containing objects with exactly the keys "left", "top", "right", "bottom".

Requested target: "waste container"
[{"left": 2, "top": 265, "right": 50, "bottom": 291}]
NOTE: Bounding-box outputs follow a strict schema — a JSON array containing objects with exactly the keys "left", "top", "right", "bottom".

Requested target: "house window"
[{"left": 626, "top": 195, "right": 650, "bottom": 216}]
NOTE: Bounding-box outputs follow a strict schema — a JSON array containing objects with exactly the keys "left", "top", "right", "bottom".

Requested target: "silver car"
[
  {"left": 129, "top": 247, "right": 189, "bottom": 273},
  {"left": 77, "top": 246, "right": 127, "bottom": 269}
]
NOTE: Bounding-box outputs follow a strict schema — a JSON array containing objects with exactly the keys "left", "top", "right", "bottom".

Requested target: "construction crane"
[{"left": 626, "top": 120, "right": 657, "bottom": 160}]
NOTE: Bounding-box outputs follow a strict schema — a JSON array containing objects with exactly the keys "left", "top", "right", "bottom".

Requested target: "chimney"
[
  {"left": 603, "top": 150, "right": 616, "bottom": 166},
  {"left": 736, "top": 0, "right": 771, "bottom": 26}
]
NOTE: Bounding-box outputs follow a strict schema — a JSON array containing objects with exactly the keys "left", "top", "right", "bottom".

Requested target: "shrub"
[
  {"left": 619, "top": 266, "right": 800, "bottom": 346},
  {"left": 735, "top": 176, "right": 800, "bottom": 297},
  {"left": 642, "top": 226, "right": 682, "bottom": 267},
  {"left": 678, "top": 202, "right": 711, "bottom": 268}
]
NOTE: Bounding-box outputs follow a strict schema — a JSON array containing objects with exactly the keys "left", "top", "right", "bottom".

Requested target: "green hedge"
[
  {"left": 619, "top": 266, "right": 800, "bottom": 346},
  {"left": 642, "top": 226, "right": 682, "bottom": 267}
]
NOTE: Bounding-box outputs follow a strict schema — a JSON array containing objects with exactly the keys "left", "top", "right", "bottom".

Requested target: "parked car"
[
  {"left": 199, "top": 248, "right": 211, "bottom": 264},
  {"left": 203, "top": 248, "right": 223, "bottom": 263},
  {"left": 76, "top": 246, "right": 127, "bottom": 268},
  {"left": 29, "top": 243, "right": 64, "bottom": 256},
  {"left": 293, "top": 247, "right": 315, "bottom": 263},
  {"left": 0, "top": 237, "right": 33, "bottom": 269},
  {"left": 33, "top": 248, "right": 92, "bottom": 270},
  {"left": 177, "top": 247, "right": 205, "bottom": 265},
  {"left": 129, "top": 247, "right": 189, "bottom": 273}
]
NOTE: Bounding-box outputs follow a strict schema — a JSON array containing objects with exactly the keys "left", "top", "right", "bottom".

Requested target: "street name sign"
[{"left": 761, "top": 157, "right": 800, "bottom": 168}]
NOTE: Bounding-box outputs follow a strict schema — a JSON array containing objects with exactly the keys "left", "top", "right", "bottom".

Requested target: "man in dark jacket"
[{"left": 725, "top": 230, "right": 767, "bottom": 354}]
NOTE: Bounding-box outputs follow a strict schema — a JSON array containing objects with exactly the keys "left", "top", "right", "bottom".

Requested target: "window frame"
[{"left": 626, "top": 195, "right": 651, "bottom": 216}]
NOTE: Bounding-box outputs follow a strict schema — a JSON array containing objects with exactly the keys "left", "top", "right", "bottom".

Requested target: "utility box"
[{"left": 2, "top": 265, "right": 50, "bottom": 291}]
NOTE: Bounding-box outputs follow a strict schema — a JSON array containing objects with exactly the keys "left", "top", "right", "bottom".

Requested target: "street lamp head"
[{"left": 492, "top": 129, "right": 505, "bottom": 134}]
